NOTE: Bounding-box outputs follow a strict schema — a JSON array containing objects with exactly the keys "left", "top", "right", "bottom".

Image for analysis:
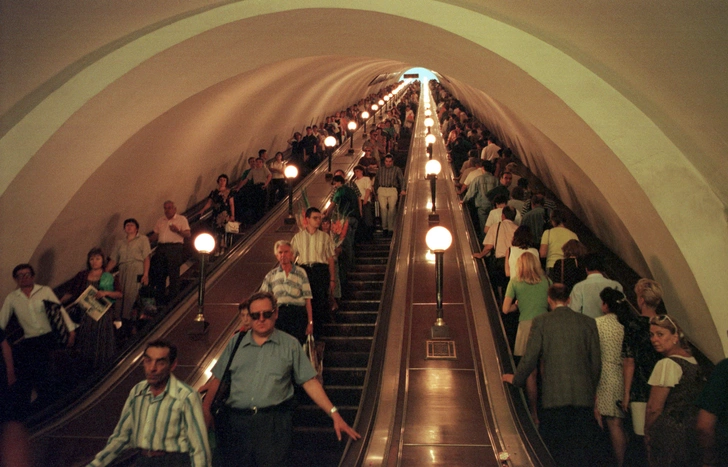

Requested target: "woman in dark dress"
[
  {"left": 199, "top": 174, "right": 235, "bottom": 250},
  {"left": 61, "top": 248, "right": 122, "bottom": 372},
  {"left": 548, "top": 239, "right": 588, "bottom": 291}
]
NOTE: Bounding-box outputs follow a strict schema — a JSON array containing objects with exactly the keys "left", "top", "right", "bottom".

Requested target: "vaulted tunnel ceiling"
[{"left": 1, "top": 1, "right": 726, "bottom": 360}]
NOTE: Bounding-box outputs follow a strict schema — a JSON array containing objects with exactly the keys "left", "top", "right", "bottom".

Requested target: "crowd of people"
[
  {"left": 0, "top": 83, "right": 415, "bottom": 431},
  {"left": 432, "top": 80, "right": 727, "bottom": 467}
]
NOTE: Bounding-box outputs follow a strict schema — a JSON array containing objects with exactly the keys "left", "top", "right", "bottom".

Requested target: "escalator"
[{"left": 292, "top": 235, "right": 391, "bottom": 466}]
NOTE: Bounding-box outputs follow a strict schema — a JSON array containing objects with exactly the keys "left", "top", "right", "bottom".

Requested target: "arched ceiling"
[{"left": 1, "top": 0, "right": 726, "bottom": 360}]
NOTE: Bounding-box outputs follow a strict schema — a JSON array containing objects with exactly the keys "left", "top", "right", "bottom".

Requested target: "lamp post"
[
  {"left": 426, "top": 226, "right": 452, "bottom": 339},
  {"left": 425, "top": 133, "right": 436, "bottom": 159},
  {"left": 284, "top": 165, "right": 298, "bottom": 225},
  {"left": 347, "top": 121, "right": 357, "bottom": 154},
  {"left": 371, "top": 104, "right": 378, "bottom": 126},
  {"left": 191, "top": 233, "right": 215, "bottom": 334},
  {"left": 424, "top": 116, "right": 434, "bottom": 135},
  {"left": 383, "top": 94, "right": 390, "bottom": 110},
  {"left": 426, "top": 159, "right": 442, "bottom": 224},
  {"left": 360, "top": 110, "right": 370, "bottom": 134},
  {"left": 324, "top": 135, "right": 337, "bottom": 181},
  {"left": 378, "top": 99, "right": 385, "bottom": 120}
]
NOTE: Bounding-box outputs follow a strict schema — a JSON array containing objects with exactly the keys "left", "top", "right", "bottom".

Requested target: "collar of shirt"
[
  {"left": 134, "top": 375, "right": 183, "bottom": 402},
  {"left": 241, "top": 328, "right": 282, "bottom": 348}
]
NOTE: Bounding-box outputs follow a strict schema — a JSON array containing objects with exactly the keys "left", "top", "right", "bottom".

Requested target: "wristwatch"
[{"left": 329, "top": 406, "right": 338, "bottom": 416}]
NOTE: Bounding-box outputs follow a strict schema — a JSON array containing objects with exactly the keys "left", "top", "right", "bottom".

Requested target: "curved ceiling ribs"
[{"left": 0, "top": 1, "right": 725, "bottom": 359}]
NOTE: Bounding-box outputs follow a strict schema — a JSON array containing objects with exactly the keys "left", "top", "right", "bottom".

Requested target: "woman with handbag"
[
  {"left": 199, "top": 174, "right": 235, "bottom": 251},
  {"left": 501, "top": 253, "right": 550, "bottom": 425},
  {"left": 548, "top": 239, "right": 588, "bottom": 290}
]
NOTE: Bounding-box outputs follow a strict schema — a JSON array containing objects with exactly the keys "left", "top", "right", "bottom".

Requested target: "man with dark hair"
[
  {"left": 374, "top": 154, "right": 406, "bottom": 238},
  {"left": 503, "top": 284, "right": 602, "bottom": 467},
  {"left": 290, "top": 207, "right": 336, "bottom": 332},
  {"left": 88, "top": 340, "right": 211, "bottom": 466},
  {"left": 485, "top": 171, "right": 513, "bottom": 205},
  {"left": 149, "top": 201, "right": 191, "bottom": 304},
  {"left": 520, "top": 194, "right": 548, "bottom": 246},
  {"left": 484, "top": 194, "right": 522, "bottom": 233},
  {"left": 203, "top": 292, "right": 360, "bottom": 466},
  {"left": 481, "top": 136, "right": 501, "bottom": 162},
  {"left": 329, "top": 175, "right": 360, "bottom": 286},
  {"left": 1, "top": 264, "right": 76, "bottom": 415},
  {"left": 301, "top": 126, "right": 319, "bottom": 170},
  {"left": 473, "top": 206, "right": 519, "bottom": 299},
  {"left": 569, "top": 253, "right": 623, "bottom": 318}
]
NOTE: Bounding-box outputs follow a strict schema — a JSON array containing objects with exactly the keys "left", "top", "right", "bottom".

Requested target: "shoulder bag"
[{"left": 210, "top": 331, "right": 245, "bottom": 418}]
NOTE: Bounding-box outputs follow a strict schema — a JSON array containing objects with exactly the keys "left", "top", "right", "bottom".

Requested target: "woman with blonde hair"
[
  {"left": 502, "top": 253, "right": 550, "bottom": 424},
  {"left": 645, "top": 314, "right": 703, "bottom": 466}
]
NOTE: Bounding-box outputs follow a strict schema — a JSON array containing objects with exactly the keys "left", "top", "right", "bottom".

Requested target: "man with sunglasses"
[{"left": 203, "top": 291, "right": 360, "bottom": 466}]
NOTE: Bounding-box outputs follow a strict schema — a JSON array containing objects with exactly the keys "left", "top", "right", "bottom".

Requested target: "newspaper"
[{"left": 70, "top": 285, "right": 112, "bottom": 322}]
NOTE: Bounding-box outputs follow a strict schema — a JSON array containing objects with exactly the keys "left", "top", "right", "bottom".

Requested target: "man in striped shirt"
[
  {"left": 374, "top": 154, "right": 406, "bottom": 237},
  {"left": 88, "top": 340, "right": 211, "bottom": 467},
  {"left": 259, "top": 240, "right": 313, "bottom": 344}
]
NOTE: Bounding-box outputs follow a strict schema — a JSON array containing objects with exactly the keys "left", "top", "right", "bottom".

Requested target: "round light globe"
[
  {"left": 426, "top": 226, "right": 452, "bottom": 252},
  {"left": 425, "top": 134, "right": 437, "bottom": 145},
  {"left": 424, "top": 117, "right": 434, "bottom": 128},
  {"left": 324, "top": 136, "right": 337, "bottom": 148},
  {"left": 378, "top": 99, "right": 384, "bottom": 106},
  {"left": 194, "top": 233, "right": 216, "bottom": 254},
  {"left": 347, "top": 121, "right": 357, "bottom": 131},
  {"left": 424, "top": 109, "right": 432, "bottom": 117},
  {"left": 371, "top": 104, "right": 379, "bottom": 111},
  {"left": 284, "top": 165, "right": 299, "bottom": 179},
  {"left": 425, "top": 159, "right": 442, "bottom": 176},
  {"left": 361, "top": 111, "right": 370, "bottom": 119},
  {"left": 383, "top": 95, "right": 390, "bottom": 102}
]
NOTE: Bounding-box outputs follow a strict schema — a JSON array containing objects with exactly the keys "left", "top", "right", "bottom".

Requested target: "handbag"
[
  {"left": 224, "top": 221, "right": 241, "bottom": 234},
  {"left": 303, "top": 334, "right": 325, "bottom": 385},
  {"left": 210, "top": 332, "right": 245, "bottom": 418},
  {"left": 43, "top": 300, "right": 69, "bottom": 346}
]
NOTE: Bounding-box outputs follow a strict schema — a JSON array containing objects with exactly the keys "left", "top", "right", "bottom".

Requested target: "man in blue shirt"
[{"left": 202, "top": 291, "right": 360, "bottom": 466}]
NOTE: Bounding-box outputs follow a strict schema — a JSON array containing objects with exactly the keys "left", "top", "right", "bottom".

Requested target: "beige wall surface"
[{"left": 1, "top": 0, "right": 726, "bottom": 360}]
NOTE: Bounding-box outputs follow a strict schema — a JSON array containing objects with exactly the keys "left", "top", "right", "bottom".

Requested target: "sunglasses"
[
  {"left": 249, "top": 310, "right": 275, "bottom": 321},
  {"left": 650, "top": 314, "right": 677, "bottom": 327}
]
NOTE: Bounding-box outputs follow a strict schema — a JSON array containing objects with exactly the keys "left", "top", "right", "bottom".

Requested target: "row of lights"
[
  {"left": 192, "top": 82, "right": 411, "bottom": 331},
  {"left": 420, "top": 87, "right": 453, "bottom": 339}
]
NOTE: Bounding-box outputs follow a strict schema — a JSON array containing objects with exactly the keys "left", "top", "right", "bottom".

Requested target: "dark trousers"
[
  {"left": 276, "top": 305, "right": 307, "bottom": 344},
  {"left": 134, "top": 452, "right": 191, "bottom": 467},
  {"left": 150, "top": 243, "right": 184, "bottom": 303},
  {"left": 13, "top": 333, "right": 56, "bottom": 417},
  {"left": 539, "top": 406, "right": 602, "bottom": 467},
  {"left": 216, "top": 407, "right": 293, "bottom": 467},
  {"left": 269, "top": 178, "right": 286, "bottom": 205},
  {"left": 300, "top": 264, "right": 331, "bottom": 337}
]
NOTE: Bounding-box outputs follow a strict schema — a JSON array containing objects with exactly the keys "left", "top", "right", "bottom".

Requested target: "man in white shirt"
[
  {"left": 569, "top": 253, "right": 623, "bottom": 318},
  {"left": 481, "top": 136, "right": 501, "bottom": 161},
  {"left": 149, "top": 201, "right": 191, "bottom": 304},
  {"left": 0, "top": 264, "right": 76, "bottom": 415}
]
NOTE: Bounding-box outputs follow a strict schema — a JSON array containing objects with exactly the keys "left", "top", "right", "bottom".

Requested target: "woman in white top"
[
  {"left": 505, "top": 226, "right": 539, "bottom": 278},
  {"left": 645, "top": 314, "right": 702, "bottom": 467}
]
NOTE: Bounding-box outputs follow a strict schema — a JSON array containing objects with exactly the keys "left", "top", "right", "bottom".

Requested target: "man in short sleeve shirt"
[{"left": 202, "top": 292, "right": 359, "bottom": 466}]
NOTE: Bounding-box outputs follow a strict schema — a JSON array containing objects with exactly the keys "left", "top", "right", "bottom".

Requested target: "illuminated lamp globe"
[
  {"left": 425, "top": 134, "right": 437, "bottom": 145},
  {"left": 361, "top": 111, "right": 370, "bottom": 119},
  {"left": 371, "top": 104, "right": 379, "bottom": 112},
  {"left": 284, "top": 165, "right": 299, "bottom": 179},
  {"left": 194, "top": 233, "right": 216, "bottom": 254},
  {"left": 324, "top": 136, "right": 337, "bottom": 148},
  {"left": 347, "top": 121, "right": 357, "bottom": 131},
  {"left": 425, "top": 159, "right": 442, "bottom": 176},
  {"left": 424, "top": 109, "right": 432, "bottom": 117},
  {"left": 378, "top": 99, "right": 384, "bottom": 106},
  {"left": 426, "top": 226, "right": 452, "bottom": 252},
  {"left": 383, "top": 95, "right": 390, "bottom": 102},
  {"left": 424, "top": 117, "right": 435, "bottom": 128}
]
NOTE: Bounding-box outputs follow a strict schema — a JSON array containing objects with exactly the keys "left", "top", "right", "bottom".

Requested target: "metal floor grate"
[{"left": 426, "top": 340, "right": 457, "bottom": 359}]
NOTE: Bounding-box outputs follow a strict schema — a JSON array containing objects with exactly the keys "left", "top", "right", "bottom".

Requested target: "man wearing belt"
[
  {"left": 374, "top": 154, "right": 406, "bottom": 238},
  {"left": 149, "top": 201, "right": 190, "bottom": 304},
  {"left": 259, "top": 240, "right": 313, "bottom": 344},
  {"left": 88, "top": 340, "right": 211, "bottom": 467},
  {"left": 290, "top": 207, "right": 335, "bottom": 334},
  {"left": 203, "top": 292, "right": 360, "bottom": 466}
]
